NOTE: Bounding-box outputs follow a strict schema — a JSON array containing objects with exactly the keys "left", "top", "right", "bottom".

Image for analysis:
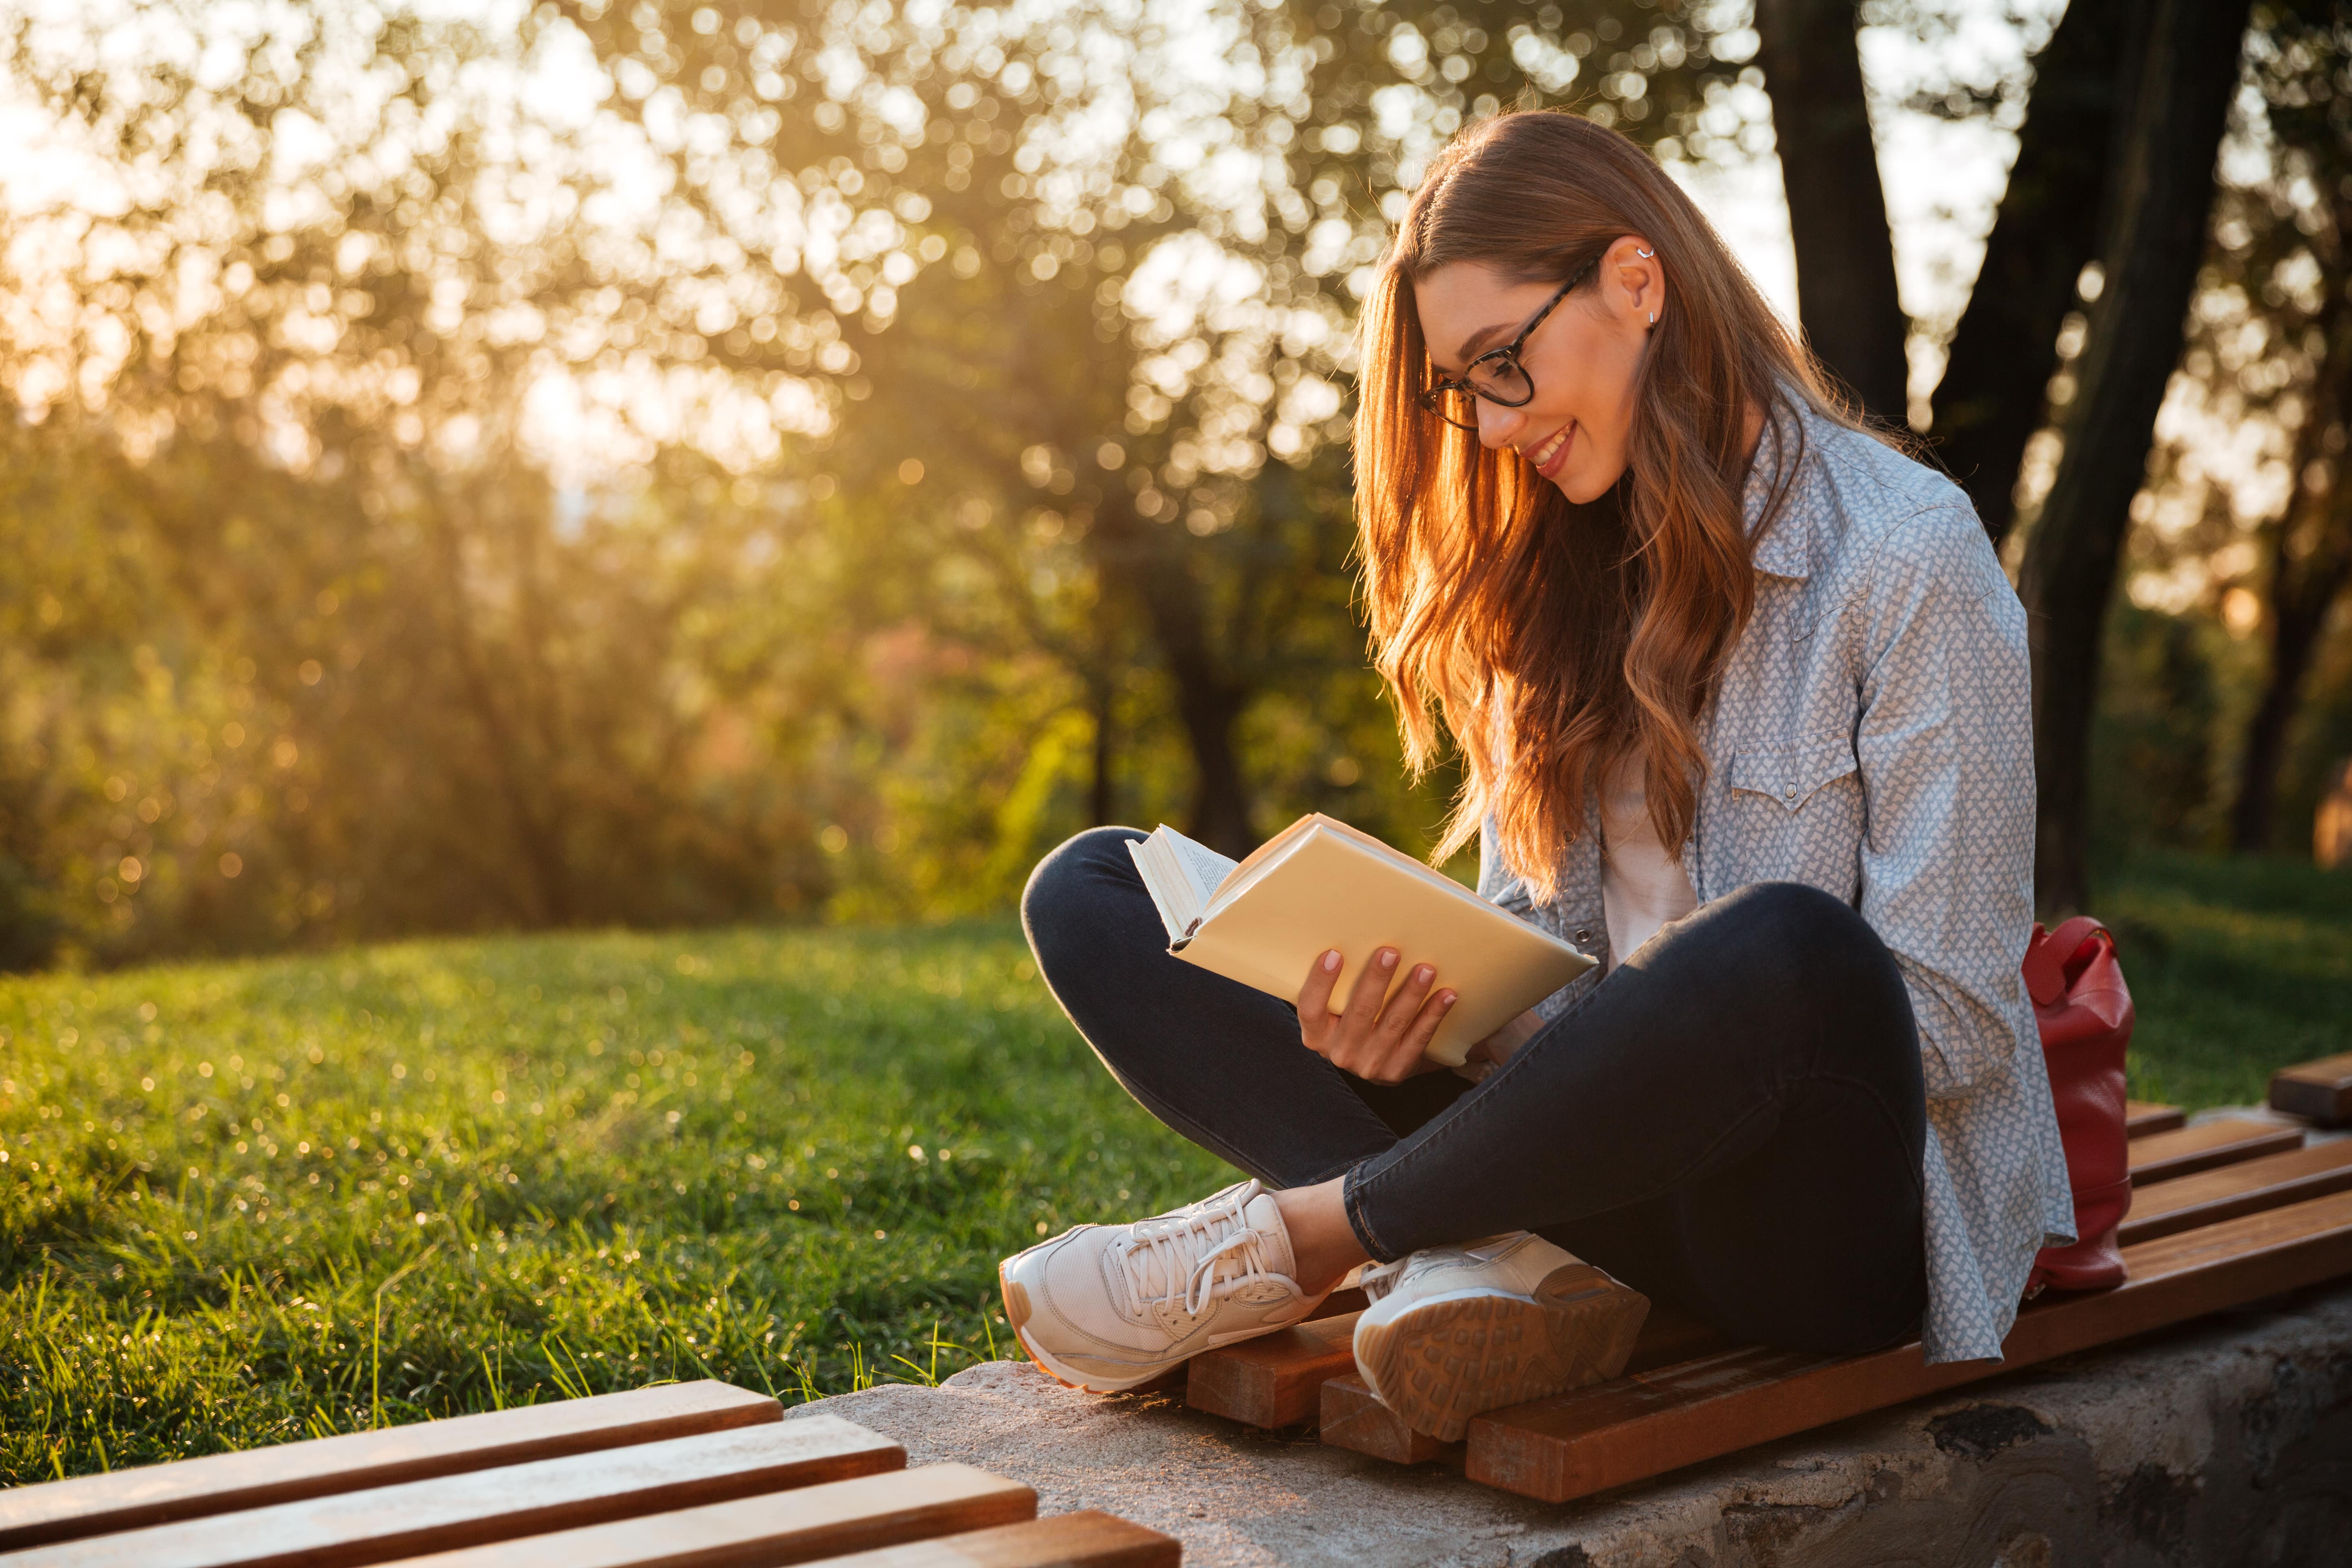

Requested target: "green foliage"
[
  {"left": 0, "top": 0, "right": 2328, "bottom": 975},
  {"left": 2091, "top": 602, "right": 2228, "bottom": 858},
  {"left": 0, "top": 921, "right": 1229, "bottom": 1480},
  {"left": 0, "top": 0, "right": 1742, "bottom": 968},
  {"left": 0, "top": 419, "right": 901, "bottom": 966}
]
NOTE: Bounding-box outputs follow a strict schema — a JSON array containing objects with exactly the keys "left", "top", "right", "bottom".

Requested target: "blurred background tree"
[
  {"left": 2, "top": 0, "right": 2348, "bottom": 971},
  {"left": 2216, "top": 3, "right": 2352, "bottom": 856}
]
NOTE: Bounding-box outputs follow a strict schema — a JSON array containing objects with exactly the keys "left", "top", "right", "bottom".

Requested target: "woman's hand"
[{"left": 1296, "top": 947, "right": 1457, "bottom": 1085}]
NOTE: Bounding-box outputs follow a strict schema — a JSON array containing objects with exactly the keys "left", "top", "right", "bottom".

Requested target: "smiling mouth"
[{"left": 1523, "top": 423, "right": 1575, "bottom": 474}]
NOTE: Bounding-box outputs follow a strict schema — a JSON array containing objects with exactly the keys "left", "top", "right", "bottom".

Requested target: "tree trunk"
[
  {"left": 2232, "top": 339, "right": 2352, "bottom": 853},
  {"left": 1753, "top": 0, "right": 1911, "bottom": 424},
  {"left": 1094, "top": 504, "right": 1256, "bottom": 857},
  {"left": 1169, "top": 672, "right": 1253, "bottom": 858},
  {"left": 1086, "top": 668, "right": 1116, "bottom": 827},
  {"left": 1929, "top": 0, "right": 2135, "bottom": 546},
  {"left": 2232, "top": 590, "right": 2345, "bottom": 853},
  {"left": 2017, "top": 0, "right": 2252, "bottom": 916},
  {"left": 424, "top": 472, "right": 576, "bottom": 925}
]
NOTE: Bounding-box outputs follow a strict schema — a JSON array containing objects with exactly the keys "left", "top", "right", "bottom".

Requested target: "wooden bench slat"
[
  {"left": 1183, "top": 1313, "right": 1358, "bottom": 1429},
  {"left": 373, "top": 1463, "right": 1030, "bottom": 1568},
  {"left": 1192, "top": 1263, "right": 1669, "bottom": 1436},
  {"left": 2120, "top": 1140, "right": 2352, "bottom": 1246},
  {"left": 1463, "top": 1184, "right": 2352, "bottom": 1503},
  {"left": 0, "top": 1383, "right": 779, "bottom": 1555},
  {"left": 790, "top": 1512, "right": 1180, "bottom": 1568},
  {"left": 1317, "top": 1376, "right": 1456, "bottom": 1465},
  {"left": 2128, "top": 1118, "right": 2303, "bottom": 1184},
  {"left": 1316, "top": 1302, "right": 1723, "bottom": 1463},
  {"left": 2271, "top": 1053, "right": 2352, "bottom": 1126},
  {"left": 1619, "top": 1305, "right": 1731, "bottom": 1376},
  {"left": 2125, "top": 1101, "right": 2185, "bottom": 1137},
  {"left": 1307, "top": 1287, "right": 1368, "bottom": 1320},
  {"left": 2, "top": 1417, "right": 900, "bottom": 1568}
]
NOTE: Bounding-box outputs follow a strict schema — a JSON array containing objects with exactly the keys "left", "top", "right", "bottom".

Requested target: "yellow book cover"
[{"left": 1128, "top": 814, "right": 1594, "bottom": 1067}]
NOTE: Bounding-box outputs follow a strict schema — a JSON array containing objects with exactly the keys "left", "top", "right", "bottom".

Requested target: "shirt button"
[
  {"left": 1783, "top": 783, "right": 1797, "bottom": 801},
  {"left": 1574, "top": 928, "right": 1592, "bottom": 944}
]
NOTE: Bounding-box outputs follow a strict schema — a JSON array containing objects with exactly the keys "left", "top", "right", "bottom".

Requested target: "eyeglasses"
[{"left": 1417, "top": 254, "right": 1601, "bottom": 432}]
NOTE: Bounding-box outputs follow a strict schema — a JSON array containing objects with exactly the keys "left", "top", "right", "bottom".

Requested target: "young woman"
[{"left": 1002, "top": 109, "right": 2073, "bottom": 1439}]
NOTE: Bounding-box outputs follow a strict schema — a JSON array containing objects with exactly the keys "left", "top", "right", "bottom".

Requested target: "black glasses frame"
[{"left": 1418, "top": 253, "right": 1602, "bottom": 431}]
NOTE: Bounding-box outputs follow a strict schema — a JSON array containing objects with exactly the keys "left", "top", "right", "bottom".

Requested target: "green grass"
[
  {"left": 0, "top": 922, "right": 1226, "bottom": 1484},
  {"left": 2104, "top": 851, "right": 2352, "bottom": 1109},
  {"left": 2, "top": 852, "right": 2345, "bottom": 1485}
]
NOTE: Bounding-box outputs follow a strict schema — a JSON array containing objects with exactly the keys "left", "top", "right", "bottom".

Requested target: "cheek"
[
  {"left": 1531, "top": 323, "right": 1637, "bottom": 431},
  {"left": 1553, "top": 420, "right": 1634, "bottom": 503},
  {"left": 1553, "top": 343, "right": 1644, "bottom": 497}
]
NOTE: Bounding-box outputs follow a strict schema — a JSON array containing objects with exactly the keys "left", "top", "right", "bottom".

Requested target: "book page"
[
  {"left": 1127, "top": 836, "right": 1194, "bottom": 942},
  {"left": 1156, "top": 826, "right": 1239, "bottom": 908}
]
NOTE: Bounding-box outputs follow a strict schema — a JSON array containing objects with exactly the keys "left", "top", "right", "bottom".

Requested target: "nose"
[{"left": 1474, "top": 395, "right": 1524, "bottom": 450}]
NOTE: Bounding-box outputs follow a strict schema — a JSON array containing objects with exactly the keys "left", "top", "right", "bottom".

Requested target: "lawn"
[
  {"left": 0, "top": 922, "right": 1227, "bottom": 1484},
  {"left": 3, "top": 851, "right": 2347, "bottom": 1485},
  {"left": 2101, "top": 851, "right": 2352, "bottom": 1108}
]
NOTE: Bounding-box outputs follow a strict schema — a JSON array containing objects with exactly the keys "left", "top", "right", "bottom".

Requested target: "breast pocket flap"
[{"left": 1731, "top": 733, "right": 1858, "bottom": 813}]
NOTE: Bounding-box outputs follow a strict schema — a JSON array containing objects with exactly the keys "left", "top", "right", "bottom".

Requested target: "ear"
[{"left": 1601, "top": 235, "right": 1665, "bottom": 332}]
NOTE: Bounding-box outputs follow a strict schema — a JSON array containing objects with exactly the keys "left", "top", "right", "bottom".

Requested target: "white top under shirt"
[{"left": 1598, "top": 756, "right": 1697, "bottom": 972}]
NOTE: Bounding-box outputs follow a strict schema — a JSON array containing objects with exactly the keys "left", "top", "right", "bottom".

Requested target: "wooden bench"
[
  {"left": 1180, "top": 1087, "right": 2352, "bottom": 1500},
  {"left": 2272, "top": 1052, "right": 2352, "bottom": 1126},
  {"left": 2127, "top": 1116, "right": 2303, "bottom": 1183},
  {"left": 0, "top": 1383, "right": 1177, "bottom": 1568}
]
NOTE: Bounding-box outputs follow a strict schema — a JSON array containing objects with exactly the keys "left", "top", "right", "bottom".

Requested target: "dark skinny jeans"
[{"left": 1021, "top": 826, "right": 1929, "bottom": 1354}]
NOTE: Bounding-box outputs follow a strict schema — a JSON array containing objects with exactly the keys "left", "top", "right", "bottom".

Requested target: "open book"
[{"left": 1128, "top": 814, "right": 1594, "bottom": 1067}]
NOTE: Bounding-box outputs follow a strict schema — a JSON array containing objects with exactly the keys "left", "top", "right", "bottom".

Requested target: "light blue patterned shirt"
[{"left": 1480, "top": 398, "right": 2076, "bottom": 1363}]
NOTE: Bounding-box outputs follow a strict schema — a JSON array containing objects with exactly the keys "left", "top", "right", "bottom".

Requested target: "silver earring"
[
  {"left": 1636, "top": 247, "right": 1655, "bottom": 258},
  {"left": 1648, "top": 310, "right": 1657, "bottom": 325}
]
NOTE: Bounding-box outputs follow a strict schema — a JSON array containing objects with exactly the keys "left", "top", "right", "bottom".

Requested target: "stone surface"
[{"left": 791, "top": 1281, "right": 2352, "bottom": 1566}]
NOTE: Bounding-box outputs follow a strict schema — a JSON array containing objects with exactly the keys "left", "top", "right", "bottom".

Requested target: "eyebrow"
[{"left": 1439, "top": 321, "right": 1518, "bottom": 373}]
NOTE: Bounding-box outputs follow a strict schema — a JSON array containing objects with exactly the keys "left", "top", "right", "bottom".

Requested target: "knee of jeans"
[
  {"left": 1711, "top": 883, "right": 1905, "bottom": 1007},
  {"left": 1714, "top": 880, "right": 1855, "bottom": 940},
  {"left": 1021, "top": 826, "right": 1147, "bottom": 947}
]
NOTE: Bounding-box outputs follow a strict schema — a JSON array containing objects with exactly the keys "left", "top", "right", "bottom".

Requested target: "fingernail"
[
  {"left": 1415, "top": 965, "right": 1432, "bottom": 983},
  {"left": 1439, "top": 992, "right": 1457, "bottom": 1008},
  {"left": 1379, "top": 949, "right": 1397, "bottom": 969},
  {"left": 1323, "top": 950, "right": 1342, "bottom": 972}
]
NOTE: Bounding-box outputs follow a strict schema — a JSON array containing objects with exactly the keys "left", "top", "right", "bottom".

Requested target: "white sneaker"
[
  {"left": 1351, "top": 1233, "right": 1650, "bottom": 1441},
  {"left": 998, "top": 1179, "right": 1327, "bottom": 1392}
]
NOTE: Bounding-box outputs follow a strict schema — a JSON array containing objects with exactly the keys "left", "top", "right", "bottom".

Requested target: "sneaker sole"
[
  {"left": 996, "top": 1257, "right": 1190, "bottom": 1394},
  {"left": 997, "top": 1258, "right": 1325, "bottom": 1395},
  {"left": 1352, "top": 1265, "right": 1650, "bottom": 1443}
]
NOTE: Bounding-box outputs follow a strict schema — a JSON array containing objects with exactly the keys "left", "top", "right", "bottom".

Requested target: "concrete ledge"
[{"left": 790, "top": 1281, "right": 2352, "bottom": 1566}]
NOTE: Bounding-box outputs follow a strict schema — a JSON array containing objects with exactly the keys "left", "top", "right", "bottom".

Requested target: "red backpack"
[{"left": 2021, "top": 917, "right": 2136, "bottom": 1296}]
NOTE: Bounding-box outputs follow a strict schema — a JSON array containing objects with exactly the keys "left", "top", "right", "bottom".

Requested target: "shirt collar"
[{"left": 1742, "top": 396, "right": 1822, "bottom": 582}]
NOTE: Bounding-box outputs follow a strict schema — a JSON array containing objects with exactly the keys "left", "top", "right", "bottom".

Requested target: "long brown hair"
[{"left": 1357, "top": 109, "right": 1850, "bottom": 897}]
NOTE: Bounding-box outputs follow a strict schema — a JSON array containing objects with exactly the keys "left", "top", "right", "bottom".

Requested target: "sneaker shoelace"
[
  {"left": 1356, "top": 1255, "right": 1410, "bottom": 1305},
  {"left": 1115, "top": 1180, "right": 1281, "bottom": 1318},
  {"left": 1356, "top": 1233, "right": 1527, "bottom": 1306}
]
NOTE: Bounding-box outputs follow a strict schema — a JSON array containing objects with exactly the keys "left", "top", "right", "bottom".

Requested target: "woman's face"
[{"left": 1411, "top": 236, "right": 1664, "bottom": 504}]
